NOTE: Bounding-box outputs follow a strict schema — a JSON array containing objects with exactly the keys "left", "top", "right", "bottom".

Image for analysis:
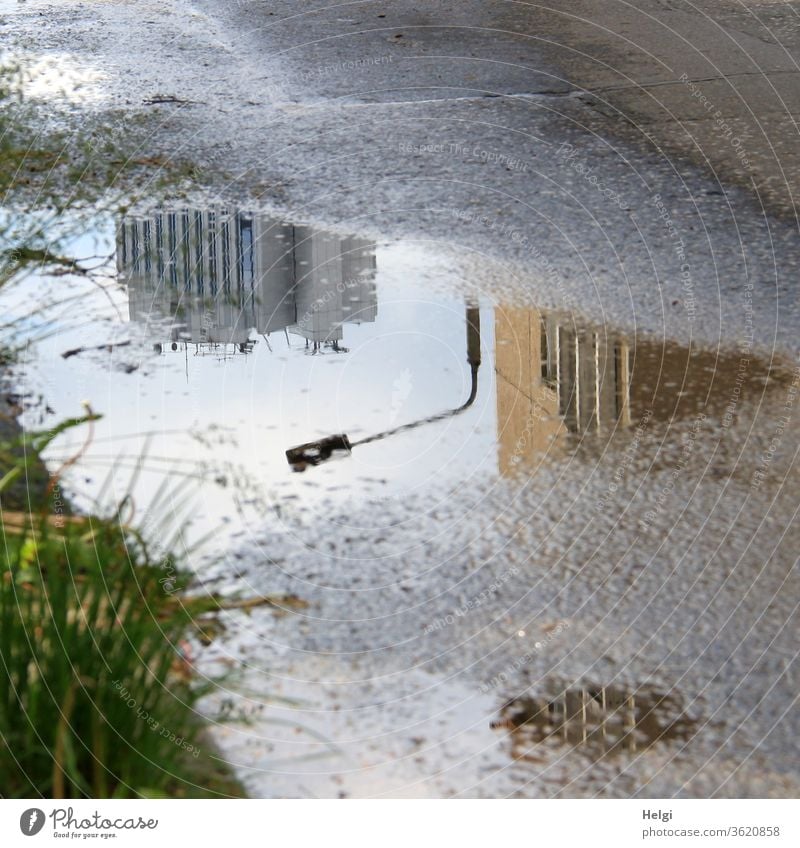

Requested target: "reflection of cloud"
[{"left": 389, "top": 368, "right": 413, "bottom": 424}]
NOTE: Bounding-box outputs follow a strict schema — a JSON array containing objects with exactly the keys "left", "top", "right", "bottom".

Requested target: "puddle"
[
  {"left": 2, "top": 204, "right": 796, "bottom": 798},
  {"left": 2, "top": 206, "right": 788, "bottom": 552},
  {"left": 492, "top": 684, "right": 697, "bottom": 761}
]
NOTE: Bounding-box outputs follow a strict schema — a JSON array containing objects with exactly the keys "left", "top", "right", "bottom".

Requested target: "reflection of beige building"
[
  {"left": 495, "top": 308, "right": 632, "bottom": 475},
  {"left": 118, "top": 210, "right": 376, "bottom": 350},
  {"left": 495, "top": 305, "right": 777, "bottom": 476}
]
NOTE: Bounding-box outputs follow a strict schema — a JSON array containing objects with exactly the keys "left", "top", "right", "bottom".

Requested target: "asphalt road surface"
[{"left": 2, "top": 0, "right": 799, "bottom": 799}]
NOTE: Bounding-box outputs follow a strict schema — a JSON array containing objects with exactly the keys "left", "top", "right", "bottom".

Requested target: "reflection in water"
[
  {"left": 108, "top": 209, "right": 497, "bottom": 509},
  {"left": 119, "top": 209, "right": 493, "bottom": 480},
  {"left": 496, "top": 309, "right": 630, "bottom": 474},
  {"left": 285, "top": 307, "right": 482, "bottom": 470},
  {"left": 115, "top": 207, "right": 783, "bottom": 494},
  {"left": 493, "top": 686, "right": 697, "bottom": 760},
  {"left": 495, "top": 306, "right": 783, "bottom": 475},
  {"left": 118, "top": 210, "right": 377, "bottom": 354},
  {"left": 11, "top": 208, "right": 790, "bottom": 797}
]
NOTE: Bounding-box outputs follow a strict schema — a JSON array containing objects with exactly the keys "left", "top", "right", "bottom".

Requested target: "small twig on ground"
[{"left": 142, "top": 95, "right": 202, "bottom": 106}]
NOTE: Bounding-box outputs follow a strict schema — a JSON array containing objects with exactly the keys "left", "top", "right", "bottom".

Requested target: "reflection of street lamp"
[{"left": 286, "top": 307, "right": 481, "bottom": 471}]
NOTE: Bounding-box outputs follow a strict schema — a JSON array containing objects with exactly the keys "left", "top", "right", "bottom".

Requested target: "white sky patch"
[{"left": 13, "top": 52, "right": 110, "bottom": 104}]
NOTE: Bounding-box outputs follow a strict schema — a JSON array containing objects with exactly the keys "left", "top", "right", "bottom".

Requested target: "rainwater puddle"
[
  {"left": 493, "top": 684, "right": 698, "bottom": 762},
  {"left": 3, "top": 204, "right": 796, "bottom": 797},
  {"left": 2, "top": 206, "right": 789, "bottom": 554}
]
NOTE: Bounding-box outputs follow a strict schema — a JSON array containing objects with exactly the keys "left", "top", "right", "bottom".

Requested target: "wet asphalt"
[{"left": 2, "top": 0, "right": 799, "bottom": 798}]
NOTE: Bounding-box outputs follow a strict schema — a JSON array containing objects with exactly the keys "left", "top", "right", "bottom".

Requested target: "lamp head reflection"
[{"left": 286, "top": 434, "right": 352, "bottom": 471}]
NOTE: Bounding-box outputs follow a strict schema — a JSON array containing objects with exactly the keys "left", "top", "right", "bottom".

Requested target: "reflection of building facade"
[
  {"left": 290, "top": 226, "right": 377, "bottom": 344},
  {"left": 118, "top": 210, "right": 377, "bottom": 351},
  {"left": 494, "top": 686, "right": 695, "bottom": 759},
  {"left": 495, "top": 305, "right": 764, "bottom": 476},
  {"left": 495, "top": 308, "right": 632, "bottom": 474}
]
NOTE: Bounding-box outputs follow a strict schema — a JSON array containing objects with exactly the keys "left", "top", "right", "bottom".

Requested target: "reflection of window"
[
  {"left": 194, "top": 210, "right": 204, "bottom": 294},
  {"left": 155, "top": 216, "right": 164, "bottom": 282},
  {"left": 239, "top": 216, "right": 254, "bottom": 286},
  {"left": 540, "top": 315, "right": 557, "bottom": 388},
  {"left": 182, "top": 211, "right": 191, "bottom": 292},
  {"left": 120, "top": 224, "right": 128, "bottom": 270},
  {"left": 143, "top": 220, "right": 151, "bottom": 274},
  {"left": 208, "top": 211, "right": 217, "bottom": 295},
  {"left": 221, "top": 215, "right": 231, "bottom": 294},
  {"left": 131, "top": 223, "right": 140, "bottom": 274},
  {"left": 558, "top": 326, "right": 578, "bottom": 429},
  {"left": 168, "top": 213, "right": 178, "bottom": 289},
  {"left": 614, "top": 344, "right": 632, "bottom": 421}
]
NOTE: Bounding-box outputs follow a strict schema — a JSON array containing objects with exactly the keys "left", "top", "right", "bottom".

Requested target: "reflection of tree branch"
[
  {"left": 3, "top": 246, "right": 89, "bottom": 275},
  {"left": 49, "top": 253, "right": 114, "bottom": 276},
  {"left": 61, "top": 340, "right": 131, "bottom": 359}
]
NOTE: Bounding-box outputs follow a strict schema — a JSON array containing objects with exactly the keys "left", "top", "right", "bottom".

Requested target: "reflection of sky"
[
  {"left": 3, "top": 51, "right": 109, "bottom": 104},
  {"left": 7, "top": 229, "right": 498, "bottom": 550}
]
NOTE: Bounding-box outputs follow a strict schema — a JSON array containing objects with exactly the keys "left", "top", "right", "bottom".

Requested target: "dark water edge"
[{"left": 0, "top": 392, "right": 51, "bottom": 512}]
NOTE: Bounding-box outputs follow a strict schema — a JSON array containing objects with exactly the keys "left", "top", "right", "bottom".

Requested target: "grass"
[
  {"left": 0, "top": 418, "right": 245, "bottom": 798},
  {"left": 0, "top": 506, "right": 246, "bottom": 798}
]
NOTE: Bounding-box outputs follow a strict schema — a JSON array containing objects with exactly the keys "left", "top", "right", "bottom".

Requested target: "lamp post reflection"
[{"left": 285, "top": 307, "right": 482, "bottom": 471}]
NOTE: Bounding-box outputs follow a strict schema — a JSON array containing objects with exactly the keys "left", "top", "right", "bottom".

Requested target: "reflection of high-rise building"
[
  {"left": 117, "top": 210, "right": 377, "bottom": 350},
  {"left": 495, "top": 307, "right": 632, "bottom": 474},
  {"left": 341, "top": 240, "right": 378, "bottom": 325},
  {"left": 291, "top": 226, "right": 345, "bottom": 345},
  {"left": 290, "top": 225, "right": 376, "bottom": 346}
]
